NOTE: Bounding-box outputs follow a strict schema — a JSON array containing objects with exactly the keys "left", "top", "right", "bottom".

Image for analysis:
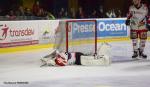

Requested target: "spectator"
[
  {"left": 90, "top": 9, "right": 99, "bottom": 18},
  {"left": 115, "top": 8, "right": 122, "bottom": 18},
  {"left": 69, "top": 8, "right": 76, "bottom": 18},
  {"left": 32, "top": 1, "right": 40, "bottom": 16},
  {"left": 16, "top": 6, "right": 25, "bottom": 19},
  {"left": 106, "top": 9, "right": 116, "bottom": 18},
  {"left": 64, "top": 11, "right": 69, "bottom": 18},
  {"left": 6, "top": 10, "right": 16, "bottom": 20},
  {"left": 97, "top": 6, "right": 105, "bottom": 18},
  {"left": 58, "top": 8, "right": 66, "bottom": 18},
  {"left": 24, "top": 8, "right": 33, "bottom": 20},
  {"left": 36, "top": 8, "right": 45, "bottom": 19},
  {"left": 76, "top": 7, "right": 85, "bottom": 18}
]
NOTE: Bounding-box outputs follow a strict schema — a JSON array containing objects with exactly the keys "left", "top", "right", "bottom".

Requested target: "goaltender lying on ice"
[{"left": 40, "top": 43, "right": 111, "bottom": 66}]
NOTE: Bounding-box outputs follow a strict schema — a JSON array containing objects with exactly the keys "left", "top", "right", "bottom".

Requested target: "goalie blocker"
[{"left": 41, "top": 43, "right": 111, "bottom": 66}]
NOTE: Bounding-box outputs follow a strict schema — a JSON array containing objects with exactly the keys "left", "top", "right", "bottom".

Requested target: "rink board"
[
  {"left": 0, "top": 18, "right": 150, "bottom": 53},
  {"left": 1, "top": 37, "right": 150, "bottom": 53}
]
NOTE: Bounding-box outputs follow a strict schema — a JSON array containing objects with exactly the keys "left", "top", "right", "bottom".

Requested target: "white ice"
[{"left": 0, "top": 41, "right": 150, "bottom": 87}]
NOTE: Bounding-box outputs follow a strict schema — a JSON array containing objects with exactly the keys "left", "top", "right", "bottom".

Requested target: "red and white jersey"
[
  {"left": 55, "top": 52, "right": 76, "bottom": 66},
  {"left": 128, "top": 4, "right": 148, "bottom": 30}
]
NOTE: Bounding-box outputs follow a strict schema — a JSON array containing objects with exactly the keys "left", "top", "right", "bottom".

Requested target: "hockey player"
[
  {"left": 40, "top": 43, "right": 111, "bottom": 66},
  {"left": 126, "top": 0, "right": 148, "bottom": 59}
]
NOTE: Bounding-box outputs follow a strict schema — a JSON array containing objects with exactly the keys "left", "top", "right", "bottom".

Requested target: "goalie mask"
[{"left": 55, "top": 52, "right": 68, "bottom": 66}]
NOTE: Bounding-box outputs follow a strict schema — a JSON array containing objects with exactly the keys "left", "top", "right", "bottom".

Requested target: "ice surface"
[{"left": 0, "top": 41, "right": 150, "bottom": 87}]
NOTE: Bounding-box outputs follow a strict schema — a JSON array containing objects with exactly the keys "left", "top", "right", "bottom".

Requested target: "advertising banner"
[
  {"left": 38, "top": 20, "right": 59, "bottom": 44},
  {"left": 69, "top": 21, "right": 95, "bottom": 39},
  {"left": 0, "top": 21, "right": 39, "bottom": 48},
  {"left": 97, "top": 18, "right": 128, "bottom": 38},
  {"left": 0, "top": 18, "right": 130, "bottom": 48}
]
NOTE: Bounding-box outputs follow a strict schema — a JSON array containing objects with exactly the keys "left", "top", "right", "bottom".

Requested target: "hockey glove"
[{"left": 125, "top": 19, "right": 130, "bottom": 25}]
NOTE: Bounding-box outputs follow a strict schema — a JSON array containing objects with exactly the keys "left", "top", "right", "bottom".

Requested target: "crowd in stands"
[
  {"left": 0, "top": 1, "right": 147, "bottom": 20},
  {"left": 0, "top": 1, "right": 55, "bottom": 20},
  {"left": 56, "top": 5, "right": 123, "bottom": 19}
]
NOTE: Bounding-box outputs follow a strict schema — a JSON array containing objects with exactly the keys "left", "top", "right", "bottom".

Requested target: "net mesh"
[{"left": 55, "top": 20, "right": 97, "bottom": 54}]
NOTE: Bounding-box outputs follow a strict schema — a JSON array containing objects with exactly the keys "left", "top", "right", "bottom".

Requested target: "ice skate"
[
  {"left": 132, "top": 51, "right": 138, "bottom": 59},
  {"left": 138, "top": 49, "right": 147, "bottom": 59}
]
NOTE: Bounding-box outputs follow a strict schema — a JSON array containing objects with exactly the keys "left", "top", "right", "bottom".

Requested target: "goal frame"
[{"left": 66, "top": 19, "right": 97, "bottom": 54}]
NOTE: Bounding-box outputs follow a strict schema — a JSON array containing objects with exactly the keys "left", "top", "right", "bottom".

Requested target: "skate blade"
[
  {"left": 132, "top": 56, "right": 147, "bottom": 61},
  {"left": 132, "top": 58, "right": 139, "bottom": 61},
  {"left": 136, "top": 55, "right": 147, "bottom": 59}
]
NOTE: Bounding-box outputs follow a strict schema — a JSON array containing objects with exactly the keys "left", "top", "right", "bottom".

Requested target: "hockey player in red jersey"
[{"left": 126, "top": 0, "right": 149, "bottom": 59}]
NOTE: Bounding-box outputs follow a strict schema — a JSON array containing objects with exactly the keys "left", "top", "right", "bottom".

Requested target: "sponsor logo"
[
  {"left": 73, "top": 22, "right": 95, "bottom": 33},
  {"left": 0, "top": 24, "right": 9, "bottom": 40},
  {"left": 98, "top": 21, "right": 127, "bottom": 31},
  {"left": 97, "top": 19, "right": 128, "bottom": 37},
  {"left": 71, "top": 21, "right": 95, "bottom": 39},
  {"left": 42, "top": 30, "right": 50, "bottom": 39},
  {"left": 9, "top": 28, "right": 34, "bottom": 37},
  {"left": 0, "top": 24, "right": 34, "bottom": 40}
]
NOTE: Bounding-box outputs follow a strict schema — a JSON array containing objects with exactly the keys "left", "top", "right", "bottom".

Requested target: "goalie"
[
  {"left": 40, "top": 43, "right": 111, "bottom": 67},
  {"left": 40, "top": 21, "right": 111, "bottom": 66}
]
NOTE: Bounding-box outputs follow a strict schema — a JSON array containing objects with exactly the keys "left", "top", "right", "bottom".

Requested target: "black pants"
[{"left": 75, "top": 52, "right": 84, "bottom": 65}]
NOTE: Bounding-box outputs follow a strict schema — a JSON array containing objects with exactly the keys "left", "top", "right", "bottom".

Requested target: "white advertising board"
[{"left": 0, "top": 21, "right": 39, "bottom": 48}]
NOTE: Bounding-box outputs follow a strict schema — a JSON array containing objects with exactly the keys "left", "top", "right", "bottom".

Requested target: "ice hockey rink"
[{"left": 0, "top": 41, "right": 150, "bottom": 87}]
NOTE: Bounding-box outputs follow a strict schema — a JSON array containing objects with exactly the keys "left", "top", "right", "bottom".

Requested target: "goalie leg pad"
[
  {"left": 97, "top": 42, "right": 111, "bottom": 56},
  {"left": 80, "top": 55, "right": 111, "bottom": 66}
]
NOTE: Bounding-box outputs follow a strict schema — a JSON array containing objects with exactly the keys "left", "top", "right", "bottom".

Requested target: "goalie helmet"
[{"left": 55, "top": 52, "right": 68, "bottom": 66}]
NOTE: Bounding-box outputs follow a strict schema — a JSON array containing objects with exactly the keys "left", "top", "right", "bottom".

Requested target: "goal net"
[{"left": 54, "top": 19, "right": 97, "bottom": 55}]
